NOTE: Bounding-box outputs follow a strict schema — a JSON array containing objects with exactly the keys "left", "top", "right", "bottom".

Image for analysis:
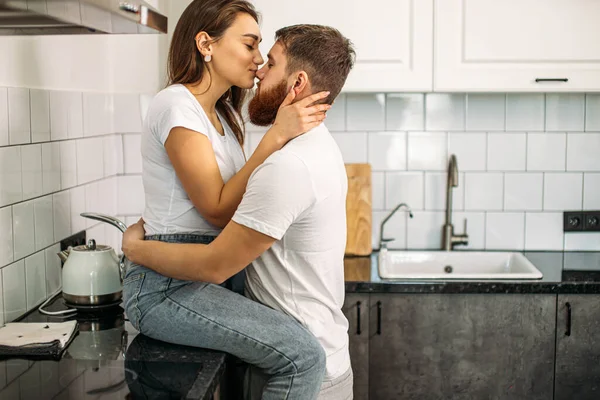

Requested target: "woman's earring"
[{"left": 204, "top": 55, "right": 212, "bottom": 62}]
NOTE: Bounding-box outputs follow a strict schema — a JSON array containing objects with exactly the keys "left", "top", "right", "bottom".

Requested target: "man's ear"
[
  {"left": 291, "top": 71, "right": 310, "bottom": 96},
  {"left": 195, "top": 32, "right": 213, "bottom": 57}
]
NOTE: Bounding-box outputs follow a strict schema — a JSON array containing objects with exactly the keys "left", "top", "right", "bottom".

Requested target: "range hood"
[{"left": 0, "top": 0, "right": 167, "bottom": 34}]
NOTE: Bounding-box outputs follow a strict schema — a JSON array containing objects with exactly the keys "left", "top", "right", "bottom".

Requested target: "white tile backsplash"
[
  {"left": 66, "top": 92, "right": 84, "bottom": 139},
  {"left": 466, "top": 94, "right": 505, "bottom": 131},
  {"left": 583, "top": 173, "right": 600, "bottom": 209},
  {"left": 33, "top": 196, "right": 54, "bottom": 251},
  {"left": 385, "top": 172, "right": 424, "bottom": 211},
  {"left": 83, "top": 93, "right": 114, "bottom": 136},
  {"left": 425, "top": 94, "right": 465, "bottom": 131},
  {"left": 326, "top": 94, "right": 346, "bottom": 131},
  {"left": 407, "top": 132, "right": 447, "bottom": 171},
  {"left": 50, "top": 91, "right": 68, "bottom": 141},
  {"left": 545, "top": 94, "right": 585, "bottom": 132},
  {"left": 118, "top": 175, "right": 145, "bottom": 215},
  {"left": 77, "top": 137, "right": 104, "bottom": 184},
  {"left": 25, "top": 251, "right": 46, "bottom": 309},
  {"left": 504, "top": 173, "right": 543, "bottom": 211},
  {"left": 485, "top": 212, "right": 525, "bottom": 250},
  {"left": 53, "top": 191, "right": 71, "bottom": 241},
  {"left": 113, "top": 94, "right": 142, "bottom": 133},
  {"left": 525, "top": 212, "right": 564, "bottom": 251},
  {"left": 0, "top": 207, "right": 13, "bottom": 268},
  {"left": 30, "top": 89, "right": 50, "bottom": 143},
  {"left": 527, "top": 133, "right": 566, "bottom": 171},
  {"left": 0, "top": 146, "right": 22, "bottom": 207},
  {"left": 487, "top": 133, "right": 526, "bottom": 171},
  {"left": 45, "top": 244, "right": 61, "bottom": 295},
  {"left": 331, "top": 132, "right": 367, "bottom": 164},
  {"left": 424, "top": 172, "right": 464, "bottom": 211},
  {"left": 448, "top": 133, "right": 486, "bottom": 171},
  {"left": 59, "top": 140, "right": 77, "bottom": 189},
  {"left": 372, "top": 172, "right": 385, "bottom": 210},
  {"left": 41, "top": 142, "right": 61, "bottom": 194},
  {"left": 464, "top": 173, "right": 504, "bottom": 211},
  {"left": 386, "top": 94, "right": 424, "bottom": 131},
  {"left": 12, "top": 201, "right": 35, "bottom": 261},
  {"left": 0, "top": 88, "right": 8, "bottom": 146},
  {"left": 585, "top": 94, "right": 600, "bottom": 131},
  {"left": 20, "top": 144, "right": 43, "bottom": 200},
  {"left": 566, "top": 133, "right": 600, "bottom": 172},
  {"left": 8, "top": 88, "right": 31, "bottom": 145},
  {"left": 346, "top": 94, "right": 385, "bottom": 131},
  {"left": 2, "top": 259, "right": 26, "bottom": 323},
  {"left": 543, "top": 173, "right": 583, "bottom": 211},
  {"left": 407, "top": 211, "right": 445, "bottom": 249},
  {"left": 505, "top": 94, "right": 545, "bottom": 132},
  {"left": 368, "top": 132, "right": 406, "bottom": 171}
]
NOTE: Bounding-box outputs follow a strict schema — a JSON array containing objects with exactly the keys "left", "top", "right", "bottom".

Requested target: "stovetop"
[{"left": 0, "top": 294, "right": 227, "bottom": 400}]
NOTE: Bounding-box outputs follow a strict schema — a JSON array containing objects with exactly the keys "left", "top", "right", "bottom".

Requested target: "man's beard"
[{"left": 248, "top": 80, "right": 288, "bottom": 126}]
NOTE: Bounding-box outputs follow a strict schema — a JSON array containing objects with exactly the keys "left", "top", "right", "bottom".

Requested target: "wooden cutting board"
[{"left": 345, "top": 164, "right": 372, "bottom": 256}]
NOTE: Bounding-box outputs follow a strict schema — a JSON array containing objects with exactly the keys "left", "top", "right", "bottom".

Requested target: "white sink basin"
[{"left": 378, "top": 251, "right": 543, "bottom": 280}]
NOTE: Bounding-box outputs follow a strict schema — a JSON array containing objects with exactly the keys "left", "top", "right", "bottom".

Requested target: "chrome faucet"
[
  {"left": 379, "top": 203, "right": 413, "bottom": 250},
  {"left": 441, "top": 155, "right": 468, "bottom": 251}
]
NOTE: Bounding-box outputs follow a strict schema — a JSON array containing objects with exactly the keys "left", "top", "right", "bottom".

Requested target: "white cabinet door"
[
  {"left": 251, "top": 0, "right": 433, "bottom": 92},
  {"left": 435, "top": 0, "right": 600, "bottom": 92}
]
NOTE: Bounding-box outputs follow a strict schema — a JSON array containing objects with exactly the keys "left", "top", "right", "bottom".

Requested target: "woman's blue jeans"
[{"left": 122, "top": 234, "right": 326, "bottom": 400}]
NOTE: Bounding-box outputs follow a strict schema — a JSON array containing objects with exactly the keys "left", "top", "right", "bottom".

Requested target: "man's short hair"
[{"left": 275, "top": 24, "right": 355, "bottom": 104}]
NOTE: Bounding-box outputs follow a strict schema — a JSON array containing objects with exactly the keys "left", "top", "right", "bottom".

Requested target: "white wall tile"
[
  {"left": 372, "top": 172, "right": 385, "bottom": 210},
  {"left": 448, "top": 133, "right": 486, "bottom": 171},
  {"left": 53, "top": 191, "right": 71, "bottom": 241},
  {"left": 8, "top": 88, "right": 31, "bottom": 145},
  {"left": 59, "top": 140, "right": 77, "bottom": 190},
  {"left": 30, "top": 89, "right": 50, "bottom": 143},
  {"left": 407, "top": 132, "right": 447, "bottom": 171},
  {"left": 346, "top": 94, "right": 385, "bottom": 131},
  {"left": 368, "top": 132, "right": 406, "bottom": 171},
  {"left": 466, "top": 94, "right": 505, "bottom": 131},
  {"left": 452, "top": 211, "right": 485, "bottom": 250},
  {"left": 84, "top": 182, "right": 101, "bottom": 229},
  {"left": 525, "top": 213, "right": 564, "bottom": 250},
  {"left": 506, "top": 94, "right": 544, "bottom": 132},
  {"left": 104, "top": 223, "right": 123, "bottom": 255},
  {"left": 33, "top": 196, "right": 54, "bottom": 251},
  {"left": 0, "top": 275, "right": 3, "bottom": 326},
  {"left": 66, "top": 92, "right": 83, "bottom": 139},
  {"left": 70, "top": 186, "right": 86, "bottom": 234},
  {"left": 2, "top": 260, "right": 26, "bottom": 322},
  {"left": 326, "top": 94, "right": 346, "bottom": 131},
  {"left": 485, "top": 212, "right": 525, "bottom": 250},
  {"left": 41, "top": 142, "right": 61, "bottom": 194},
  {"left": 385, "top": 172, "right": 424, "bottom": 211},
  {"left": 0, "top": 146, "right": 22, "bottom": 207},
  {"left": 83, "top": 93, "right": 114, "bottom": 136},
  {"left": 0, "top": 207, "right": 13, "bottom": 268},
  {"left": 425, "top": 94, "right": 465, "bottom": 131},
  {"left": 386, "top": 94, "right": 424, "bottom": 131},
  {"left": 45, "top": 244, "right": 61, "bottom": 295},
  {"left": 424, "top": 172, "right": 464, "bottom": 211},
  {"left": 586, "top": 94, "right": 600, "bottom": 132},
  {"left": 98, "top": 178, "right": 118, "bottom": 217},
  {"left": 118, "top": 176, "right": 145, "bottom": 215},
  {"left": 544, "top": 173, "right": 583, "bottom": 211},
  {"left": 487, "top": 133, "right": 526, "bottom": 171},
  {"left": 527, "top": 133, "right": 566, "bottom": 171},
  {"left": 0, "top": 87, "right": 8, "bottom": 146},
  {"left": 123, "top": 134, "right": 142, "bottom": 174},
  {"left": 464, "top": 173, "right": 504, "bottom": 211},
  {"left": 20, "top": 144, "right": 43, "bottom": 201},
  {"left": 564, "top": 233, "right": 600, "bottom": 251},
  {"left": 49, "top": 91, "right": 68, "bottom": 141},
  {"left": 407, "top": 211, "right": 445, "bottom": 249},
  {"left": 77, "top": 138, "right": 104, "bottom": 184},
  {"left": 140, "top": 93, "right": 153, "bottom": 123},
  {"left": 25, "top": 251, "right": 46, "bottom": 309},
  {"left": 12, "top": 201, "right": 34, "bottom": 261},
  {"left": 113, "top": 94, "right": 142, "bottom": 133},
  {"left": 583, "top": 173, "right": 600, "bottom": 209},
  {"left": 331, "top": 132, "right": 367, "bottom": 164},
  {"left": 504, "top": 173, "right": 543, "bottom": 211},
  {"left": 373, "top": 210, "right": 407, "bottom": 249},
  {"left": 545, "top": 94, "right": 585, "bottom": 132},
  {"left": 104, "top": 135, "right": 122, "bottom": 177},
  {"left": 567, "top": 133, "right": 600, "bottom": 171}
]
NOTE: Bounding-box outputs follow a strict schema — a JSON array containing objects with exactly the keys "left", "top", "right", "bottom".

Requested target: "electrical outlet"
[
  {"left": 564, "top": 212, "right": 583, "bottom": 232},
  {"left": 564, "top": 211, "right": 600, "bottom": 232},
  {"left": 60, "top": 231, "right": 87, "bottom": 252}
]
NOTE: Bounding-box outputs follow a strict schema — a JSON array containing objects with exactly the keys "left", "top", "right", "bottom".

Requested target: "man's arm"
[{"left": 122, "top": 219, "right": 275, "bottom": 284}]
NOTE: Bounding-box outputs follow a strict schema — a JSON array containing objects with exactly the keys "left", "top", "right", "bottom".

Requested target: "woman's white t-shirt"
[{"left": 141, "top": 84, "right": 246, "bottom": 236}]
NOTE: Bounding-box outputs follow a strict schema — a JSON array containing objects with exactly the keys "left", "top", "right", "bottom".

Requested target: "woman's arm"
[{"left": 166, "top": 90, "right": 330, "bottom": 228}]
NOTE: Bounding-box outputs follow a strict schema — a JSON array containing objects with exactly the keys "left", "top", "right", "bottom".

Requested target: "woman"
[{"left": 122, "top": 1, "right": 332, "bottom": 399}]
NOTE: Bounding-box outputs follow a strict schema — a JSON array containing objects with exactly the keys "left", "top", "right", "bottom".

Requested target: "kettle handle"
[{"left": 81, "top": 213, "right": 127, "bottom": 233}]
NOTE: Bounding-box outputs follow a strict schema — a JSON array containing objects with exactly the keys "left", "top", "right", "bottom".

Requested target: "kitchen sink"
[{"left": 378, "top": 251, "right": 543, "bottom": 280}]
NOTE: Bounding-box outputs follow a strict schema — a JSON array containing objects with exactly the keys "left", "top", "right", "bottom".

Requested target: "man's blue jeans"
[{"left": 123, "top": 234, "right": 326, "bottom": 400}]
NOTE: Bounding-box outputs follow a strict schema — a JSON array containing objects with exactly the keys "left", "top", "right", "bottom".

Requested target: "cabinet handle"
[
  {"left": 565, "top": 302, "right": 572, "bottom": 337},
  {"left": 356, "top": 301, "right": 362, "bottom": 335},
  {"left": 535, "top": 78, "right": 568, "bottom": 83},
  {"left": 376, "top": 301, "right": 382, "bottom": 335}
]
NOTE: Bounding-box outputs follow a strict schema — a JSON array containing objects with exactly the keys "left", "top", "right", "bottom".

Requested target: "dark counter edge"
[{"left": 344, "top": 251, "right": 600, "bottom": 294}]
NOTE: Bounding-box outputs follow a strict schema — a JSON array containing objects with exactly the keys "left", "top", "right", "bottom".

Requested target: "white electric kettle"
[{"left": 58, "top": 213, "right": 128, "bottom": 308}]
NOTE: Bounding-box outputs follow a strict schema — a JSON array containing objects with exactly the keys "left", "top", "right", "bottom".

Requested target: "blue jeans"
[{"left": 122, "top": 234, "right": 326, "bottom": 400}]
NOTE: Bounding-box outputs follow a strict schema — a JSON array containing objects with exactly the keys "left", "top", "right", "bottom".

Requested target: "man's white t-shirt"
[
  {"left": 141, "top": 84, "right": 246, "bottom": 235},
  {"left": 232, "top": 124, "right": 350, "bottom": 380}
]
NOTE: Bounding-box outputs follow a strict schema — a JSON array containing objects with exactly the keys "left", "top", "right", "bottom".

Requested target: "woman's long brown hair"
[{"left": 167, "top": 0, "right": 259, "bottom": 146}]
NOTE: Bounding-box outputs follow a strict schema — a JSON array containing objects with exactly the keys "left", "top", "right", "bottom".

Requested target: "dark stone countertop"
[
  {"left": 344, "top": 251, "right": 600, "bottom": 294},
  {"left": 0, "top": 294, "right": 227, "bottom": 400}
]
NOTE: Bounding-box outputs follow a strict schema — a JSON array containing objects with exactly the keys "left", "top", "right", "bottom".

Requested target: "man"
[{"left": 122, "top": 24, "right": 356, "bottom": 398}]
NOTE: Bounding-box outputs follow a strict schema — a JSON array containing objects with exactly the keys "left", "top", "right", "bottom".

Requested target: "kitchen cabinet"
[
  {"left": 368, "top": 294, "right": 555, "bottom": 400},
  {"left": 435, "top": 0, "right": 600, "bottom": 92},
  {"left": 250, "top": 0, "right": 433, "bottom": 92},
  {"left": 343, "top": 294, "right": 369, "bottom": 400},
  {"left": 555, "top": 295, "right": 600, "bottom": 400}
]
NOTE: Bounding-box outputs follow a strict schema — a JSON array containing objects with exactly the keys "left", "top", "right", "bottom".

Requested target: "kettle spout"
[{"left": 57, "top": 251, "right": 69, "bottom": 263}]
